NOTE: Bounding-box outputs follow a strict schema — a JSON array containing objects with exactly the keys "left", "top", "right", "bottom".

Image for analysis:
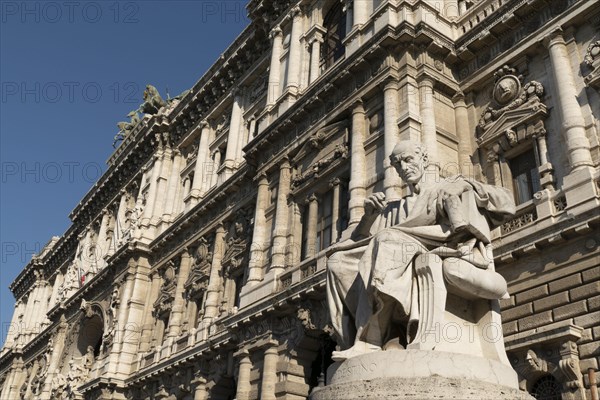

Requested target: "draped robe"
[{"left": 326, "top": 177, "right": 515, "bottom": 349}]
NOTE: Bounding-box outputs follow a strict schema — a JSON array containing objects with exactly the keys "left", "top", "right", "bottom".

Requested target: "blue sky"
[{"left": 0, "top": 0, "right": 249, "bottom": 346}]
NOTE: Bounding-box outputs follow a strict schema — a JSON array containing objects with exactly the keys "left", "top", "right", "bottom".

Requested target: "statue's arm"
[
  {"left": 464, "top": 178, "right": 516, "bottom": 226},
  {"left": 350, "top": 213, "right": 378, "bottom": 241}
]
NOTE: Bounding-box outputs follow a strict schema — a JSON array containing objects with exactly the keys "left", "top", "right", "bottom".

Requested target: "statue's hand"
[
  {"left": 364, "top": 192, "right": 386, "bottom": 216},
  {"left": 427, "top": 179, "right": 472, "bottom": 213}
]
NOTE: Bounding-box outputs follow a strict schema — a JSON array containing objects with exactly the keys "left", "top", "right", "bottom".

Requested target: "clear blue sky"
[{"left": 0, "top": 0, "right": 249, "bottom": 346}]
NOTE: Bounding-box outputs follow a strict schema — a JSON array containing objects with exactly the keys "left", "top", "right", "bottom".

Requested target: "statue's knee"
[{"left": 443, "top": 258, "right": 467, "bottom": 281}]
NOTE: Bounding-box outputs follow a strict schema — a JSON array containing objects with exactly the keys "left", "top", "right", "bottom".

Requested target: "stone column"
[
  {"left": 353, "top": 0, "right": 368, "bottom": 26},
  {"left": 330, "top": 178, "right": 341, "bottom": 242},
  {"left": 203, "top": 225, "right": 226, "bottom": 322},
  {"left": 114, "top": 190, "right": 129, "bottom": 246},
  {"left": 458, "top": 0, "right": 467, "bottom": 15},
  {"left": 139, "top": 272, "right": 162, "bottom": 352},
  {"left": 115, "top": 261, "right": 151, "bottom": 376},
  {"left": 95, "top": 209, "right": 111, "bottom": 270},
  {"left": 305, "top": 194, "right": 319, "bottom": 258},
  {"left": 108, "top": 273, "right": 135, "bottom": 374},
  {"left": 271, "top": 159, "right": 291, "bottom": 275},
  {"left": 183, "top": 176, "right": 192, "bottom": 200},
  {"left": 453, "top": 91, "right": 473, "bottom": 177},
  {"left": 152, "top": 146, "right": 172, "bottom": 224},
  {"left": 210, "top": 150, "right": 222, "bottom": 188},
  {"left": 248, "top": 174, "right": 269, "bottom": 283},
  {"left": 344, "top": 0, "right": 353, "bottom": 33},
  {"left": 235, "top": 349, "right": 252, "bottom": 400},
  {"left": 162, "top": 150, "right": 183, "bottom": 223},
  {"left": 201, "top": 125, "right": 216, "bottom": 195},
  {"left": 260, "top": 343, "right": 279, "bottom": 400},
  {"left": 192, "top": 375, "right": 207, "bottom": 400},
  {"left": 5, "top": 360, "right": 24, "bottom": 400},
  {"left": 190, "top": 122, "right": 210, "bottom": 201},
  {"left": 309, "top": 36, "right": 323, "bottom": 84},
  {"left": 166, "top": 250, "right": 192, "bottom": 338},
  {"left": 545, "top": 30, "right": 593, "bottom": 171},
  {"left": 247, "top": 118, "right": 257, "bottom": 143},
  {"left": 535, "top": 132, "right": 555, "bottom": 190},
  {"left": 286, "top": 7, "right": 303, "bottom": 93},
  {"left": 349, "top": 101, "right": 367, "bottom": 225},
  {"left": 23, "top": 284, "right": 42, "bottom": 336},
  {"left": 224, "top": 93, "right": 244, "bottom": 178},
  {"left": 383, "top": 78, "right": 401, "bottom": 200},
  {"left": 142, "top": 153, "right": 162, "bottom": 226},
  {"left": 267, "top": 27, "right": 283, "bottom": 106},
  {"left": 286, "top": 197, "right": 302, "bottom": 266},
  {"left": 419, "top": 76, "right": 439, "bottom": 170},
  {"left": 444, "top": 0, "right": 459, "bottom": 18}
]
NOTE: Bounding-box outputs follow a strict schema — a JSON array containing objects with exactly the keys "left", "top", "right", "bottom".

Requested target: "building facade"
[{"left": 1, "top": 0, "right": 599, "bottom": 399}]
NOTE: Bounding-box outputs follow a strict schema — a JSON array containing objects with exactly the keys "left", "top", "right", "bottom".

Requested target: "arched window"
[
  {"left": 320, "top": 2, "right": 346, "bottom": 70},
  {"left": 530, "top": 375, "right": 562, "bottom": 400}
]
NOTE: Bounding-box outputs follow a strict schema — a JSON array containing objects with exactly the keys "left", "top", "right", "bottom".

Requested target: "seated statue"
[{"left": 326, "top": 140, "right": 515, "bottom": 361}]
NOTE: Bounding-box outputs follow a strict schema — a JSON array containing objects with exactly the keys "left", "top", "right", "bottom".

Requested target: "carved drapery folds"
[
  {"left": 477, "top": 65, "right": 554, "bottom": 191},
  {"left": 584, "top": 40, "right": 600, "bottom": 89}
]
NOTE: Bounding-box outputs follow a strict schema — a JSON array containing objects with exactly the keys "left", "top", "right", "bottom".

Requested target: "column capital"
[
  {"left": 180, "top": 247, "right": 192, "bottom": 259},
  {"left": 270, "top": 26, "right": 283, "bottom": 40},
  {"left": 255, "top": 172, "right": 269, "bottom": 185},
  {"left": 381, "top": 76, "right": 400, "bottom": 91},
  {"left": 305, "top": 193, "right": 318, "bottom": 204},
  {"left": 543, "top": 27, "right": 565, "bottom": 48},
  {"left": 418, "top": 74, "right": 436, "bottom": 87},
  {"left": 290, "top": 5, "right": 302, "bottom": 18},
  {"left": 452, "top": 90, "right": 466, "bottom": 103},
  {"left": 215, "top": 223, "right": 226, "bottom": 235},
  {"left": 329, "top": 177, "right": 341, "bottom": 188},
  {"left": 234, "top": 348, "right": 251, "bottom": 359},
  {"left": 351, "top": 99, "right": 365, "bottom": 114},
  {"left": 279, "top": 157, "right": 291, "bottom": 170}
]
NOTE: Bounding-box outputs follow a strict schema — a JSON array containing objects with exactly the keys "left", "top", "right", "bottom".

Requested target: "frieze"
[{"left": 457, "top": 0, "right": 583, "bottom": 81}]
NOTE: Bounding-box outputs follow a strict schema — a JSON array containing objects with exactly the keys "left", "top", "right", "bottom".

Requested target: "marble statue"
[{"left": 326, "top": 140, "right": 516, "bottom": 361}]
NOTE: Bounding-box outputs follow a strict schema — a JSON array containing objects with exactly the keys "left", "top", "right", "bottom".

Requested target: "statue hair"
[{"left": 389, "top": 140, "right": 429, "bottom": 164}]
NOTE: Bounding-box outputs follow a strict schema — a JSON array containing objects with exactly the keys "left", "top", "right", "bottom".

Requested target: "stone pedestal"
[{"left": 310, "top": 350, "right": 534, "bottom": 400}]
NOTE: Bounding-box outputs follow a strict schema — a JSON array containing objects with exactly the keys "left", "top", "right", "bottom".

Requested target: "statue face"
[
  {"left": 390, "top": 143, "right": 427, "bottom": 185},
  {"left": 493, "top": 76, "right": 519, "bottom": 105}
]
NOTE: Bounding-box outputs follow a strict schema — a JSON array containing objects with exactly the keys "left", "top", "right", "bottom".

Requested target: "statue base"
[{"left": 310, "top": 350, "right": 535, "bottom": 400}]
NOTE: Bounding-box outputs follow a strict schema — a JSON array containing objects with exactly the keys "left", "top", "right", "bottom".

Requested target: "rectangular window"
[
  {"left": 317, "top": 191, "right": 333, "bottom": 253},
  {"left": 509, "top": 149, "right": 540, "bottom": 204}
]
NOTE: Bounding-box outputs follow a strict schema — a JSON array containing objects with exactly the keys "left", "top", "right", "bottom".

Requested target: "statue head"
[{"left": 389, "top": 140, "right": 429, "bottom": 185}]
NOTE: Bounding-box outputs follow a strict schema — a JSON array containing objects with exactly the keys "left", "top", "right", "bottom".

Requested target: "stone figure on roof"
[{"left": 140, "top": 84, "right": 167, "bottom": 115}]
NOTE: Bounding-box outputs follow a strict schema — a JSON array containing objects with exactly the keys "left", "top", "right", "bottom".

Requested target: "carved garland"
[{"left": 584, "top": 40, "right": 600, "bottom": 89}]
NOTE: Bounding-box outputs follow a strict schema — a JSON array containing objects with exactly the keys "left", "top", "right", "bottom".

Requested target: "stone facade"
[{"left": 1, "top": 0, "right": 599, "bottom": 399}]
